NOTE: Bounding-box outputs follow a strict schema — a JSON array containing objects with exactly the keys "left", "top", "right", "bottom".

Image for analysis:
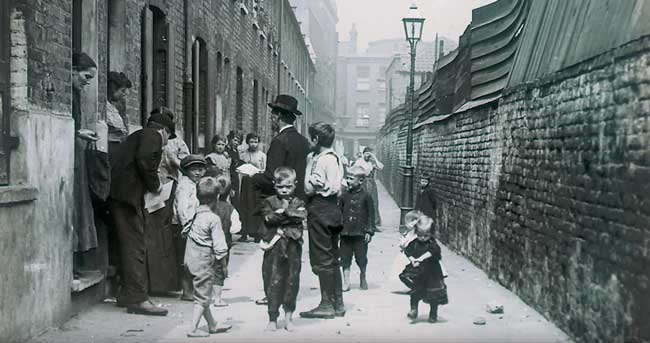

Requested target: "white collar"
[{"left": 279, "top": 124, "right": 293, "bottom": 133}]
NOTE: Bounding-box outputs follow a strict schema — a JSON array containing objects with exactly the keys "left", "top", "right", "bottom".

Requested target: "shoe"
[
  {"left": 127, "top": 301, "right": 168, "bottom": 316},
  {"left": 255, "top": 297, "right": 268, "bottom": 305},
  {"left": 300, "top": 275, "right": 336, "bottom": 319},
  {"left": 359, "top": 273, "right": 368, "bottom": 290},
  {"left": 407, "top": 309, "right": 418, "bottom": 320},
  {"left": 428, "top": 305, "right": 438, "bottom": 323}
]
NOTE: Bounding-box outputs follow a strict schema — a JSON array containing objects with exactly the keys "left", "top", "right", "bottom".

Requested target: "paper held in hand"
[
  {"left": 144, "top": 181, "right": 174, "bottom": 213},
  {"left": 236, "top": 163, "right": 261, "bottom": 176}
]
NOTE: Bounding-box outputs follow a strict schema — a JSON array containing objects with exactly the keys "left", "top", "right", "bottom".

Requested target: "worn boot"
[
  {"left": 299, "top": 274, "right": 335, "bottom": 319},
  {"left": 407, "top": 296, "right": 419, "bottom": 320},
  {"left": 342, "top": 267, "right": 351, "bottom": 292},
  {"left": 333, "top": 269, "right": 346, "bottom": 317},
  {"left": 359, "top": 267, "right": 368, "bottom": 290},
  {"left": 428, "top": 304, "right": 438, "bottom": 323}
]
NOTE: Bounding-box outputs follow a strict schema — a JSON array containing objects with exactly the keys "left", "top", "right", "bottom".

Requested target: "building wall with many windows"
[{"left": 0, "top": 1, "right": 314, "bottom": 341}]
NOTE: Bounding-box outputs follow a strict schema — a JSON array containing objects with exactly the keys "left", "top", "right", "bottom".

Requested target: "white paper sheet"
[{"left": 144, "top": 181, "right": 174, "bottom": 213}]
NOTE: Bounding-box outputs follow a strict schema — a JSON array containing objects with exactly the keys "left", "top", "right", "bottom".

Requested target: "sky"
[{"left": 335, "top": 0, "right": 496, "bottom": 50}]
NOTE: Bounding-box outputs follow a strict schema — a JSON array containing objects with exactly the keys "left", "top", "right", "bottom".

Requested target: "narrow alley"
[{"left": 27, "top": 183, "right": 571, "bottom": 343}]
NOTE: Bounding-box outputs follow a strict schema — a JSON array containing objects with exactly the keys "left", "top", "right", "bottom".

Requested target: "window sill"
[{"left": 0, "top": 185, "right": 39, "bottom": 205}]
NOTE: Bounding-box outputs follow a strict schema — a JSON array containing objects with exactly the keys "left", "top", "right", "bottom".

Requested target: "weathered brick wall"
[{"left": 377, "top": 36, "right": 650, "bottom": 343}]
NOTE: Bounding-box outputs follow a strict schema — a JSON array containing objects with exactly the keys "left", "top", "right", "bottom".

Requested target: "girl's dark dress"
[{"left": 400, "top": 238, "right": 448, "bottom": 305}]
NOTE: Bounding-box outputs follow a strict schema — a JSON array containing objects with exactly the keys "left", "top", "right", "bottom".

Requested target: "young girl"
[
  {"left": 399, "top": 215, "right": 448, "bottom": 323},
  {"left": 183, "top": 177, "right": 231, "bottom": 337},
  {"left": 209, "top": 175, "right": 242, "bottom": 307},
  {"left": 206, "top": 134, "right": 231, "bottom": 178}
]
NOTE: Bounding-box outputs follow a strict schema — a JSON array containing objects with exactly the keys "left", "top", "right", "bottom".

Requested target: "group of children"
[{"left": 174, "top": 150, "right": 448, "bottom": 337}]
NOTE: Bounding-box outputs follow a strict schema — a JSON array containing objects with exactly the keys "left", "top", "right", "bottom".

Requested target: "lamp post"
[{"left": 400, "top": 3, "right": 424, "bottom": 230}]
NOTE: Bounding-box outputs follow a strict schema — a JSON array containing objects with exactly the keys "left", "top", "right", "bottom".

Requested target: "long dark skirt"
[
  {"left": 364, "top": 177, "right": 381, "bottom": 226},
  {"left": 143, "top": 181, "right": 179, "bottom": 293},
  {"left": 239, "top": 175, "right": 262, "bottom": 237}
]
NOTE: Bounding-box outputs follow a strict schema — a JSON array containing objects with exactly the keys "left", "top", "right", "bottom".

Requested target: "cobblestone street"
[{"left": 28, "top": 182, "right": 571, "bottom": 343}]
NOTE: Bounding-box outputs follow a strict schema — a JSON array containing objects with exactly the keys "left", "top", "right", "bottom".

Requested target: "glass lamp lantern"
[{"left": 402, "top": 3, "right": 425, "bottom": 45}]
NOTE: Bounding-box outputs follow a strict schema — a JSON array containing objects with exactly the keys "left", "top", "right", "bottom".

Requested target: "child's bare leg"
[
  {"left": 342, "top": 267, "right": 351, "bottom": 292},
  {"left": 187, "top": 304, "right": 209, "bottom": 337},
  {"left": 204, "top": 306, "right": 217, "bottom": 331},
  {"left": 266, "top": 309, "right": 280, "bottom": 332},
  {"left": 213, "top": 285, "right": 228, "bottom": 307},
  {"left": 284, "top": 310, "right": 295, "bottom": 332},
  {"left": 265, "top": 321, "right": 279, "bottom": 331}
]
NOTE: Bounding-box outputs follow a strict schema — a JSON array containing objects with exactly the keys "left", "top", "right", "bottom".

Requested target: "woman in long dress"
[
  {"left": 354, "top": 147, "right": 384, "bottom": 227},
  {"left": 238, "top": 133, "right": 266, "bottom": 242}
]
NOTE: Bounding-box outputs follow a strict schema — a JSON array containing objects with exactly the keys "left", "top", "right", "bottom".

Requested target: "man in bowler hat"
[
  {"left": 109, "top": 108, "right": 176, "bottom": 316},
  {"left": 252, "top": 95, "right": 311, "bottom": 305}
]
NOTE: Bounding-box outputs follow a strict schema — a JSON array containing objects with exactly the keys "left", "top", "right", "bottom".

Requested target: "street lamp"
[{"left": 400, "top": 3, "right": 424, "bottom": 230}]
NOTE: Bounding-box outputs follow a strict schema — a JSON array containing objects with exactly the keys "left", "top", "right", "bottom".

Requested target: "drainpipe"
[
  {"left": 183, "top": 0, "right": 195, "bottom": 151},
  {"left": 276, "top": 0, "right": 283, "bottom": 93}
]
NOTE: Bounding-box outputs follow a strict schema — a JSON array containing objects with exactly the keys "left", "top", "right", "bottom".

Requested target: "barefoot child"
[
  {"left": 183, "top": 177, "right": 232, "bottom": 337},
  {"left": 209, "top": 175, "right": 242, "bottom": 307},
  {"left": 399, "top": 215, "right": 448, "bottom": 323},
  {"left": 174, "top": 155, "right": 207, "bottom": 301},
  {"left": 339, "top": 165, "right": 375, "bottom": 291},
  {"left": 259, "top": 167, "right": 307, "bottom": 331}
]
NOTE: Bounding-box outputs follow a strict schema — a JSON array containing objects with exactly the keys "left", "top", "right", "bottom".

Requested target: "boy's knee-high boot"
[
  {"left": 408, "top": 295, "right": 419, "bottom": 320},
  {"left": 333, "top": 269, "right": 345, "bottom": 317},
  {"left": 299, "top": 272, "right": 335, "bottom": 319}
]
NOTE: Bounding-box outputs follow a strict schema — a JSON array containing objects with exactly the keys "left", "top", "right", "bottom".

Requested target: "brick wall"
[{"left": 377, "top": 36, "right": 650, "bottom": 343}]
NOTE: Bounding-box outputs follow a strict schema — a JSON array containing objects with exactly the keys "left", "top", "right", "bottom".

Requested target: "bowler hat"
[
  {"left": 148, "top": 112, "right": 177, "bottom": 139},
  {"left": 268, "top": 94, "right": 303, "bottom": 116},
  {"left": 181, "top": 154, "right": 207, "bottom": 169}
]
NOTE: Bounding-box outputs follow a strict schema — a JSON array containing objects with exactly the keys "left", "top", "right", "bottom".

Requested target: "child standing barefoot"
[
  {"left": 209, "top": 175, "right": 242, "bottom": 307},
  {"left": 399, "top": 215, "right": 448, "bottom": 323},
  {"left": 183, "top": 177, "right": 232, "bottom": 337},
  {"left": 259, "top": 167, "right": 307, "bottom": 332}
]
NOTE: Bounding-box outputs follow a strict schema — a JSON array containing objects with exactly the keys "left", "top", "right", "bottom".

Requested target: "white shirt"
[{"left": 305, "top": 148, "right": 344, "bottom": 198}]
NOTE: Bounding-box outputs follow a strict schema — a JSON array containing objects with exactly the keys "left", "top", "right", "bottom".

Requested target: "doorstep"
[{"left": 71, "top": 270, "right": 105, "bottom": 293}]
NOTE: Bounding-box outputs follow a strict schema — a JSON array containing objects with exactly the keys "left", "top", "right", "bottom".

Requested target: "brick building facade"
[{"left": 0, "top": 0, "right": 315, "bottom": 341}]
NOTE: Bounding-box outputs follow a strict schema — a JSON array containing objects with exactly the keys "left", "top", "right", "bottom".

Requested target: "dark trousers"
[
  {"left": 262, "top": 237, "right": 302, "bottom": 321},
  {"left": 306, "top": 196, "right": 342, "bottom": 275},
  {"left": 340, "top": 236, "right": 368, "bottom": 269},
  {"left": 110, "top": 200, "right": 148, "bottom": 305}
]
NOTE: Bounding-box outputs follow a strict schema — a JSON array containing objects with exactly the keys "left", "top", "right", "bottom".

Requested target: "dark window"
[
  {"left": 236, "top": 67, "right": 243, "bottom": 131},
  {"left": 0, "top": 0, "right": 11, "bottom": 184},
  {"left": 141, "top": 5, "right": 170, "bottom": 125},
  {"left": 187, "top": 38, "right": 208, "bottom": 153}
]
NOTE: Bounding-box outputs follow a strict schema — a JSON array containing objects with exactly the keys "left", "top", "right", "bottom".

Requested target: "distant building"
[
  {"left": 335, "top": 26, "right": 456, "bottom": 156},
  {"left": 289, "top": 0, "right": 338, "bottom": 124},
  {"left": 385, "top": 35, "right": 457, "bottom": 111}
]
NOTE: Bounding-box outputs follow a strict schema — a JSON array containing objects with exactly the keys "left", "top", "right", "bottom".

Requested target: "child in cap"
[
  {"left": 399, "top": 215, "right": 448, "bottom": 323},
  {"left": 259, "top": 167, "right": 307, "bottom": 331},
  {"left": 175, "top": 154, "right": 207, "bottom": 301},
  {"left": 339, "top": 165, "right": 376, "bottom": 291},
  {"left": 184, "top": 177, "right": 232, "bottom": 337},
  {"left": 209, "top": 175, "right": 242, "bottom": 307}
]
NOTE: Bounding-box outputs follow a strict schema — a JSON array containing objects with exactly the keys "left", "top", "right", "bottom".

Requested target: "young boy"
[
  {"left": 259, "top": 167, "right": 307, "bottom": 331},
  {"left": 300, "top": 122, "right": 346, "bottom": 319},
  {"left": 183, "top": 177, "right": 232, "bottom": 337},
  {"left": 174, "top": 155, "right": 207, "bottom": 301},
  {"left": 209, "top": 175, "right": 242, "bottom": 307},
  {"left": 339, "top": 165, "right": 375, "bottom": 291},
  {"left": 399, "top": 215, "right": 448, "bottom": 323}
]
